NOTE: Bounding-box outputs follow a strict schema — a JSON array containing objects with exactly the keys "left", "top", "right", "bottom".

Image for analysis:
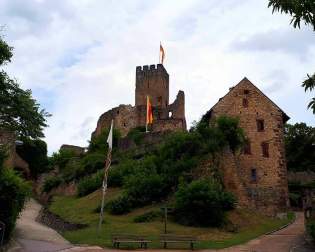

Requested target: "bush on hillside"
[
  {"left": 42, "top": 176, "right": 63, "bottom": 193},
  {"left": 89, "top": 128, "right": 121, "bottom": 153},
  {"left": 127, "top": 126, "right": 146, "bottom": 145},
  {"left": 107, "top": 159, "right": 138, "bottom": 187},
  {"left": 124, "top": 172, "right": 167, "bottom": 206},
  {"left": 50, "top": 149, "right": 77, "bottom": 171},
  {"left": 107, "top": 194, "right": 134, "bottom": 215},
  {"left": 80, "top": 152, "right": 105, "bottom": 175},
  {"left": 173, "top": 179, "right": 236, "bottom": 227},
  {"left": 77, "top": 170, "right": 103, "bottom": 197},
  {"left": 0, "top": 148, "right": 31, "bottom": 243}
]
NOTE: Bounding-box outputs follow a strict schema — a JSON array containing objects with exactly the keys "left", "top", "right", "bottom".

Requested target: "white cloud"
[{"left": 0, "top": 0, "right": 314, "bottom": 154}]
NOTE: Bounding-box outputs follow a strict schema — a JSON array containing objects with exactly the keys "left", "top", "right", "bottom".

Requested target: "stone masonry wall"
[
  {"left": 92, "top": 64, "right": 186, "bottom": 138},
  {"left": 210, "top": 78, "right": 289, "bottom": 216}
]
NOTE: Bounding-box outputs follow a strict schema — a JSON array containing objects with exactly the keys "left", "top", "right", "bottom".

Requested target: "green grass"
[{"left": 49, "top": 189, "right": 295, "bottom": 249}]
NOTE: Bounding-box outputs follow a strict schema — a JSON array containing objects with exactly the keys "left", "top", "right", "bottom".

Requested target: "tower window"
[
  {"left": 251, "top": 168, "right": 257, "bottom": 182},
  {"left": 261, "top": 142, "right": 269, "bottom": 157},
  {"left": 168, "top": 111, "right": 173, "bottom": 118},
  {"left": 244, "top": 89, "right": 249, "bottom": 95},
  {"left": 157, "top": 96, "right": 162, "bottom": 105},
  {"left": 257, "top": 119, "right": 265, "bottom": 131},
  {"left": 242, "top": 98, "right": 248, "bottom": 107},
  {"left": 244, "top": 141, "right": 251, "bottom": 155}
]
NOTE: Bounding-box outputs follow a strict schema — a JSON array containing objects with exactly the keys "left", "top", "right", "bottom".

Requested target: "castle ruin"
[{"left": 92, "top": 64, "right": 186, "bottom": 138}]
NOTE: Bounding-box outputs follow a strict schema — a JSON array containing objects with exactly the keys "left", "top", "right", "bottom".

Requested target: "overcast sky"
[{"left": 1, "top": 0, "right": 314, "bottom": 154}]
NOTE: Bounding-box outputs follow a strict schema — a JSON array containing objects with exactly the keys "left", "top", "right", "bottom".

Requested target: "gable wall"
[{"left": 211, "top": 78, "right": 289, "bottom": 215}]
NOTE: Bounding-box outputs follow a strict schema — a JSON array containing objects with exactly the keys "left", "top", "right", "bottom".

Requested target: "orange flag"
[
  {"left": 160, "top": 43, "right": 165, "bottom": 64},
  {"left": 146, "top": 96, "right": 153, "bottom": 125}
]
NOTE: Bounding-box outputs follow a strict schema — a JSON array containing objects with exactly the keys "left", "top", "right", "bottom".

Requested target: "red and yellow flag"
[{"left": 146, "top": 96, "right": 153, "bottom": 125}]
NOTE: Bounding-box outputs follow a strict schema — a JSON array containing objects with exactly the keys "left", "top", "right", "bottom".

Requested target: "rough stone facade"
[
  {"left": 92, "top": 64, "right": 186, "bottom": 138},
  {"left": 60, "top": 144, "right": 86, "bottom": 156},
  {"left": 208, "top": 77, "right": 290, "bottom": 216},
  {"left": 0, "top": 129, "right": 30, "bottom": 177}
]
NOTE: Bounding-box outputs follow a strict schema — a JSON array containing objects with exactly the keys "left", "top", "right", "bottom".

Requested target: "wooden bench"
[
  {"left": 160, "top": 234, "right": 197, "bottom": 250},
  {"left": 111, "top": 234, "right": 151, "bottom": 249}
]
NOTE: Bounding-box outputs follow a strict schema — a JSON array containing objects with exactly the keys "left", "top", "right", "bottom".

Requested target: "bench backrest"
[
  {"left": 160, "top": 234, "right": 196, "bottom": 241},
  {"left": 112, "top": 234, "right": 147, "bottom": 240}
]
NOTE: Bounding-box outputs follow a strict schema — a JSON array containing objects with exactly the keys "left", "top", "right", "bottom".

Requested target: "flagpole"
[
  {"left": 159, "top": 42, "right": 161, "bottom": 64},
  {"left": 97, "top": 120, "right": 113, "bottom": 235}
]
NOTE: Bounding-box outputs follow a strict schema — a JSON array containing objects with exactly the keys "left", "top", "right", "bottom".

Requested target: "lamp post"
[{"left": 160, "top": 207, "right": 173, "bottom": 234}]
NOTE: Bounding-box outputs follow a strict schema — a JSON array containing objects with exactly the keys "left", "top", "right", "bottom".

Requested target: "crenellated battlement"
[{"left": 136, "top": 64, "right": 168, "bottom": 76}]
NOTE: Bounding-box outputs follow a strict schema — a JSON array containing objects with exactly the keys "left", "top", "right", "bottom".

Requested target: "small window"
[
  {"left": 257, "top": 119, "right": 265, "bottom": 132},
  {"left": 123, "top": 122, "right": 126, "bottom": 127},
  {"left": 261, "top": 142, "right": 269, "bottom": 157},
  {"left": 251, "top": 168, "right": 257, "bottom": 182},
  {"left": 244, "top": 141, "right": 251, "bottom": 155},
  {"left": 242, "top": 98, "right": 248, "bottom": 107},
  {"left": 117, "top": 110, "right": 119, "bottom": 115},
  {"left": 244, "top": 89, "right": 249, "bottom": 95},
  {"left": 157, "top": 96, "right": 162, "bottom": 105},
  {"left": 168, "top": 111, "right": 173, "bottom": 118}
]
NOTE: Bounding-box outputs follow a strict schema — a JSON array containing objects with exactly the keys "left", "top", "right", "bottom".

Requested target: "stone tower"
[{"left": 135, "top": 64, "right": 169, "bottom": 108}]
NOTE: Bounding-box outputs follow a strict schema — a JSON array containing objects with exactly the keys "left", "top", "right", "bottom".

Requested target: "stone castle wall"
[
  {"left": 92, "top": 64, "right": 186, "bottom": 138},
  {"left": 210, "top": 78, "right": 289, "bottom": 216}
]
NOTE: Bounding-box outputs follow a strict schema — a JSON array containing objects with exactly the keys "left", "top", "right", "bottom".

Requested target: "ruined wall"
[
  {"left": 92, "top": 104, "right": 138, "bottom": 138},
  {"left": 92, "top": 64, "right": 186, "bottom": 139},
  {"left": 0, "top": 130, "right": 16, "bottom": 168},
  {"left": 60, "top": 144, "right": 85, "bottom": 156},
  {"left": 0, "top": 130, "right": 30, "bottom": 177},
  {"left": 210, "top": 78, "right": 289, "bottom": 216}
]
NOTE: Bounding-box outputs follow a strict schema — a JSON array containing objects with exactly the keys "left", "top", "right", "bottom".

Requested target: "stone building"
[
  {"left": 92, "top": 64, "right": 186, "bottom": 138},
  {"left": 0, "top": 129, "right": 30, "bottom": 177},
  {"left": 208, "top": 77, "right": 290, "bottom": 215}
]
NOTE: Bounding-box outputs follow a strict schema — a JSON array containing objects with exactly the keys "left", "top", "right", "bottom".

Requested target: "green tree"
[
  {"left": 284, "top": 122, "right": 315, "bottom": 172},
  {"left": 174, "top": 179, "right": 236, "bottom": 227},
  {"left": 268, "top": 0, "right": 315, "bottom": 113},
  {"left": 0, "top": 35, "right": 50, "bottom": 138},
  {"left": 16, "top": 138, "right": 49, "bottom": 178}
]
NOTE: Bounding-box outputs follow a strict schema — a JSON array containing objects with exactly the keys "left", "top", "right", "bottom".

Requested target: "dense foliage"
[
  {"left": 16, "top": 137, "right": 49, "bottom": 178},
  {"left": 285, "top": 123, "right": 315, "bottom": 172},
  {"left": 0, "top": 148, "right": 31, "bottom": 242},
  {"left": 268, "top": 0, "right": 315, "bottom": 113},
  {"left": 42, "top": 176, "right": 63, "bottom": 193},
  {"left": 0, "top": 36, "right": 50, "bottom": 138},
  {"left": 104, "top": 116, "right": 244, "bottom": 224},
  {"left": 77, "top": 170, "right": 103, "bottom": 197},
  {"left": 174, "top": 179, "right": 236, "bottom": 227}
]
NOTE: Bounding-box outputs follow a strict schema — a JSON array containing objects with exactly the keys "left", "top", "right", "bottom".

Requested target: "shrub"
[
  {"left": 107, "top": 159, "right": 138, "bottom": 187},
  {"left": 16, "top": 137, "right": 49, "bottom": 178},
  {"left": 127, "top": 126, "right": 146, "bottom": 145},
  {"left": 77, "top": 170, "right": 103, "bottom": 197},
  {"left": 133, "top": 210, "right": 162, "bottom": 223},
  {"left": 89, "top": 128, "right": 121, "bottom": 153},
  {"left": 124, "top": 172, "right": 167, "bottom": 206},
  {"left": 80, "top": 152, "right": 105, "bottom": 175},
  {"left": 42, "top": 176, "right": 63, "bottom": 193},
  {"left": 174, "top": 179, "right": 236, "bottom": 227},
  {"left": 107, "top": 194, "right": 134, "bottom": 215},
  {"left": 51, "top": 149, "right": 77, "bottom": 171},
  {"left": 0, "top": 148, "right": 31, "bottom": 243}
]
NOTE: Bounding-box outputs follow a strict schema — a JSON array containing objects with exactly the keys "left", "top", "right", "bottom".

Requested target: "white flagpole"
[{"left": 98, "top": 120, "right": 113, "bottom": 235}]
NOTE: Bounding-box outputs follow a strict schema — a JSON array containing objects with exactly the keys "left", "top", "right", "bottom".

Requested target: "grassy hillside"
[{"left": 49, "top": 188, "right": 294, "bottom": 249}]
